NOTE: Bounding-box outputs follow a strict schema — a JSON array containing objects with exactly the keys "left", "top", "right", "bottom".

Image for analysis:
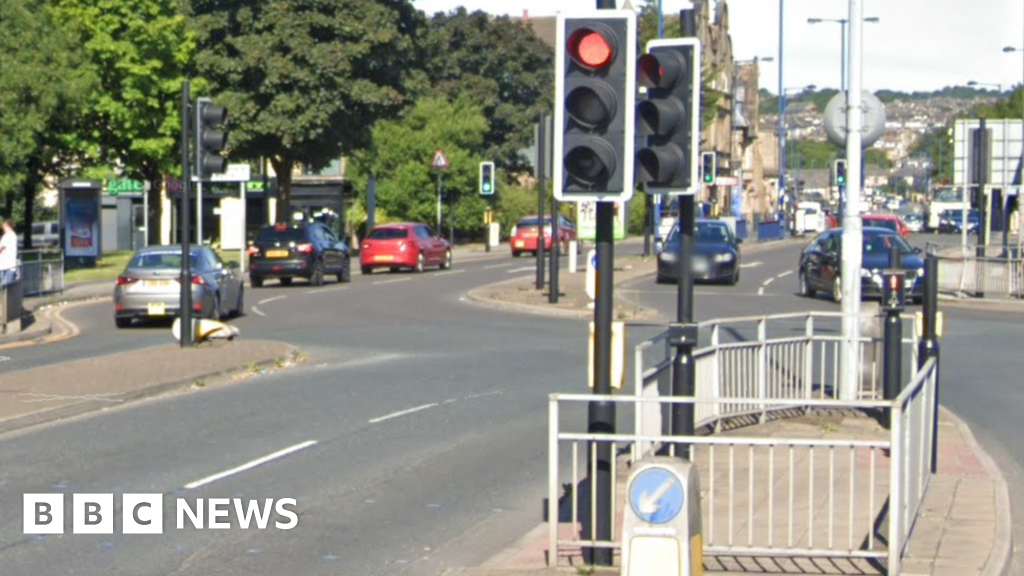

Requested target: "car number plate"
[
  {"left": 515, "top": 241, "right": 525, "bottom": 248},
  {"left": 266, "top": 249, "right": 289, "bottom": 258},
  {"left": 147, "top": 302, "right": 166, "bottom": 316},
  {"left": 375, "top": 254, "right": 395, "bottom": 262},
  {"left": 143, "top": 279, "right": 171, "bottom": 287},
  {"left": 693, "top": 260, "right": 709, "bottom": 273}
]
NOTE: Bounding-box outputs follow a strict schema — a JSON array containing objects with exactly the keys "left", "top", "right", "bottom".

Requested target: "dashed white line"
[
  {"left": 740, "top": 261, "right": 764, "bottom": 269},
  {"left": 251, "top": 306, "right": 267, "bottom": 317},
  {"left": 184, "top": 440, "right": 318, "bottom": 490},
  {"left": 257, "top": 296, "right": 287, "bottom": 306},
  {"left": 507, "top": 266, "right": 535, "bottom": 274},
  {"left": 758, "top": 287, "right": 765, "bottom": 296},
  {"left": 483, "top": 263, "right": 512, "bottom": 270},
  {"left": 763, "top": 277, "right": 776, "bottom": 286},
  {"left": 777, "top": 270, "right": 794, "bottom": 279},
  {"left": 373, "top": 277, "right": 412, "bottom": 285},
  {"left": 434, "top": 269, "right": 466, "bottom": 277},
  {"left": 305, "top": 286, "right": 350, "bottom": 294},
  {"left": 368, "top": 403, "right": 438, "bottom": 424}
]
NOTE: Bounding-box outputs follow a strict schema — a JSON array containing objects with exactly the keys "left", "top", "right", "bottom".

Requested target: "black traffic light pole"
[
  {"left": 536, "top": 113, "right": 547, "bottom": 290},
  {"left": 179, "top": 82, "right": 193, "bottom": 348},
  {"left": 919, "top": 254, "right": 941, "bottom": 472},
  {"left": 549, "top": 195, "right": 560, "bottom": 303},
  {"left": 883, "top": 245, "right": 903, "bottom": 412}
]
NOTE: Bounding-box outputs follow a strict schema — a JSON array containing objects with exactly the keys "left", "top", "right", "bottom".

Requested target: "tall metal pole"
[
  {"left": 840, "top": 20, "right": 847, "bottom": 92},
  {"left": 587, "top": 3, "right": 615, "bottom": 568},
  {"left": 840, "top": 0, "right": 865, "bottom": 400},
  {"left": 436, "top": 172, "right": 443, "bottom": 235},
  {"left": 537, "top": 114, "right": 547, "bottom": 289},
  {"left": 549, "top": 195, "right": 560, "bottom": 303},
  {"left": 179, "top": 81, "right": 193, "bottom": 348},
  {"left": 777, "top": 0, "right": 786, "bottom": 228}
]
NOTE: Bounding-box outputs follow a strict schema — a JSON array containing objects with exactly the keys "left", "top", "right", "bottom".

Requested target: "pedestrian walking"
[{"left": 0, "top": 219, "right": 18, "bottom": 286}]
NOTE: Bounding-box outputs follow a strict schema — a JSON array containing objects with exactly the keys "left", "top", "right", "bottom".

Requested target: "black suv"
[{"left": 248, "top": 222, "right": 351, "bottom": 287}]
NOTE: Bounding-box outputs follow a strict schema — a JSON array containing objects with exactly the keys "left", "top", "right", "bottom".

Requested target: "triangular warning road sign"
[{"left": 431, "top": 150, "right": 449, "bottom": 170}]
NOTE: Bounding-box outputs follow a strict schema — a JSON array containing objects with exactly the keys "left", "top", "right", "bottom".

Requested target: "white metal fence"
[
  {"left": 931, "top": 243, "right": 1023, "bottom": 299},
  {"left": 548, "top": 312, "right": 935, "bottom": 575},
  {"left": 19, "top": 250, "right": 65, "bottom": 297}
]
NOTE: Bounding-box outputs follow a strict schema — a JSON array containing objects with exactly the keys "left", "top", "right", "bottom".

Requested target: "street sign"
[
  {"left": 577, "top": 201, "right": 627, "bottom": 241},
  {"left": 715, "top": 176, "right": 739, "bottom": 187},
  {"left": 431, "top": 150, "right": 449, "bottom": 170},
  {"left": 585, "top": 249, "right": 597, "bottom": 300}
]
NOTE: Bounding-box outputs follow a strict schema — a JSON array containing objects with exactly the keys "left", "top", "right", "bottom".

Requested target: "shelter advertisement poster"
[
  {"left": 576, "top": 201, "right": 627, "bottom": 241},
  {"left": 64, "top": 192, "right": 99, "bottom": 257}
]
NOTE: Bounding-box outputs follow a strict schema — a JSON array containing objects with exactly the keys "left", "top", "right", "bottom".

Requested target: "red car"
[
  {"left": 861, "top": 214, "right": 910, "bottom": 238},
  {"left": 360, "top": 223, "right": 451, "bottom": 274},
  {"left": 510, "top": 215, "right": 577, "bottom": 257}
]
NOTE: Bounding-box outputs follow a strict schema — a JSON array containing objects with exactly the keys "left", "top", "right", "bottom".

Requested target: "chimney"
[{"left": 523, "top": 9, "right": 529, "bottom": 20}]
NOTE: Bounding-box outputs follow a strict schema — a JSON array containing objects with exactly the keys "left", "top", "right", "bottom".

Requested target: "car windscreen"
[
  {"left": 516, "top": 217, "right": 550, "bottom": 228},
  {"left": 865, "top": 219, "right": 897, "bottom": 231},
  {"left": 257, "top": 228, "right": 306, "bottom": 242},
  {"left": 367, "top": 228, "right": 408, "bottom": 240},
  {"left": 667, "top": 223, "right": 730, "bottom": 244},
  {"left": 863, "top": 234, "right": 914, "bottom": 256},
  {"left": 128, "top": 252, "right": 199, "bottom": 269}
]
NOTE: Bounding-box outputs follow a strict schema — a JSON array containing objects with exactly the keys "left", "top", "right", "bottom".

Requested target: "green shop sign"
[{"left": 106, "top": 178, "right": 146, "bottom": 197}]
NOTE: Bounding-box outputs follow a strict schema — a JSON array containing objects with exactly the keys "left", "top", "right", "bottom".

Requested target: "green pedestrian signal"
[
  {"left": 479, "top": 161, "right": 495, "bottom": 196},
  {"left": 701, "top": 151, "right": 716, "bottom": 184},
  {"left": 834, "top": 159, "right": 847, "bottom": 186}
]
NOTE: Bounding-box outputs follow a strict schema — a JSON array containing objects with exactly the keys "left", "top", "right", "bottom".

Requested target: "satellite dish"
[{"left": 824, "top": 91, "right": 887, "bottom": 148}]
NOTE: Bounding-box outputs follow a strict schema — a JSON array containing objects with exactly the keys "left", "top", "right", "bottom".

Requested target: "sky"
[{"left": 412, "top": 0, "right": 1024, "bottom": 94}]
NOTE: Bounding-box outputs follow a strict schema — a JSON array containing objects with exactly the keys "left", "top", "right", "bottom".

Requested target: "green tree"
[
  {"left": 0, "top": 0, "right": 94, "bottom": 244},
  {"left": 189, "top": 0, "right": 424, "bottom": 218},
  {"left": 420, "top": 8, "right": 553, "bottom": 172},
  {"left": 351, "top": 97, "right": 490, "bottom": 237},
  {"left": 51, "top": 0, "right": 194, "bottom": 245}
]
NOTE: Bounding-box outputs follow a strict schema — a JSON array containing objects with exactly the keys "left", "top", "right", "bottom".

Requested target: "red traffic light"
[
  {"left": 567, "top": 26, "right": 615, "bottom": 70},
  {"left": 637, "top": 51, "right": 685, "bottom": 90}
]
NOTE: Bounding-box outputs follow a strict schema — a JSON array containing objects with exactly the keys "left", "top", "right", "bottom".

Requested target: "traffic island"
[
  {"left": 0, "top": 339, "right": 301, "bottom": 436},
  {"left": 466, "top": 254, "right": 659, "bottom": 320}
]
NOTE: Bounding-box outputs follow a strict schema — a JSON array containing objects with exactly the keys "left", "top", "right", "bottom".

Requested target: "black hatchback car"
[
  {"left": 798, "top": 227, "right": 924, "bottom": 304},
  {"left": 247, "top": 222, "right": 351, "bottom": 287},
  {"left": 657, "top": 220, "right": 742, "bottom": 285}
]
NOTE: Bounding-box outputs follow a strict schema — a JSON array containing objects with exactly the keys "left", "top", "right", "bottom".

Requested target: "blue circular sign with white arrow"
[{"left": 629, "top": 466, "right": 684, "bottom": 524}]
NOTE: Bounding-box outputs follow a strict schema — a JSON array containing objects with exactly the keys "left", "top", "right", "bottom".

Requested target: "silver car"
[{"left": 114, "top": 245, "right": 244, "bottom": 328}]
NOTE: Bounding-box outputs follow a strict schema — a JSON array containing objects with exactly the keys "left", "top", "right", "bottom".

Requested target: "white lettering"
[
  {"left": 233, "top": 499, "right": 273, "bottom": 529},
  {"left": 207, "top": 498, "right": 231, "bottom": 529},
  {"left": 274, "top": 498, "right": 298, "bottom": 530},
  {"left": 177, "top": 498, "right": 204, "bottom": 529}
]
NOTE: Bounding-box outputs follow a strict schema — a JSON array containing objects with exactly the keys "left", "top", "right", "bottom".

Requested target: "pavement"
[{"left": 0, "top": 237, "right": 1012, "bottom": 576}]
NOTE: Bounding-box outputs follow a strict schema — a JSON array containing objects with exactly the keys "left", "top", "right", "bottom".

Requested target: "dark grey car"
[{"left": 113, "top": 245, "right": 244, "bottom": 328}]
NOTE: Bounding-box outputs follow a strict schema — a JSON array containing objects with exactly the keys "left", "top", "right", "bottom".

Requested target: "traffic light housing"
[
  {"left": 701, "top": 151, "right": 716, "bottom": 184},
  {"left": 479, "top": 161, "right": 496, "bottom": 196},
  {"left": 196, "top": 97, "right": 228, "bottom": 179},
  {"left": 553, "top": 11, "right": 636, "bottom": 202},
  {"left": 882, "top": 271, "right": 906, "bottom": 312},
  {"left": 834, "top": 158, "right": 847, "bottom": 186},
  {"left": 635, "top": 38, "right": 700, "bottom": 195}
]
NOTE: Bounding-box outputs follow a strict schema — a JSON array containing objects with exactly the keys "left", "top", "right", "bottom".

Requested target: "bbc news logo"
[{"left": 24, "top": 494, "right": 298, "bottom": 534}]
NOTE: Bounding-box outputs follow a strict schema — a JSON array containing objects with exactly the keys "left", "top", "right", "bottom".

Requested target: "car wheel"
[
  {"left": 231, "top": 287, "right": 244, "bottom": 318},
  {"left": 250, "top": 274, "right": 263, "bottom": 288},
  {"left": 210, "top": 293, "right": 221, "bottom": 320},
  {"left": 310, "top": 259, "right": 325, "bottom": 286},
  {"left": 512, "top": 251, "right": 521, "bottom": 258},
  {"left": 729, "top": 269, "right": 739, "bottom": 286},
  {"left": 361, "top": 265, "right": 372, "bottom": 275},
  {"left": 115, "top": 316, "right": 131, "bottom": 329},
  {"left": 414, "top": 252, "right": 425, "bottom": 273},
  {"left": 832, "top": 275, "right": 843, "bottom": 304},
  {"left": 798, "top": 269, "right": 815, "bottom": 297},
  {"left": 280, "top": 277, "right": 293, "bottom": 286},
  {"left": 440, "top": 250, "right": 452, "bottom": 270},
  {"left": 339, "top": 259, "right": 352, "bottom": 283}
]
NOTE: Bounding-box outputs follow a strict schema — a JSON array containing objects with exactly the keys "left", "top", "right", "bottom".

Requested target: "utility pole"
[
  {"left": 537, "top": 113, "right": 547, "bottom": 290},
  {"left": 179, "top": 81, "right": 193, "bottom": 347}
]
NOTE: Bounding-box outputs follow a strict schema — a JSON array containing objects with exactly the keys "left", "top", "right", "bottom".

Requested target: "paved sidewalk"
[
  {"left": 462, "top": 407, "right": 1009, "bottom": 576},
  {"left": 0, "top": 339, "right": 298, "bottom": 436}
]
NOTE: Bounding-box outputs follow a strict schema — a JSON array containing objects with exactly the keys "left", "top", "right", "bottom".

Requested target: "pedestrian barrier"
[
  {"left": 929, "top": 243, "right": 1023, "bottom": 299},
  {"left": 548, "top": 312, "right": 934, "bottom": 574},
  {"left": 0, "top": 278, "right": 24, "bottom": 332},
  {"left": 19, "top": 250, "right": 65, "bottom": 297},
  {"left": 757, "top": 220, "right": 786, "bottom": 242}
]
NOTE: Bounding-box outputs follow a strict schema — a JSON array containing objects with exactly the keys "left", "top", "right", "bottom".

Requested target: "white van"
[{"left": 18, "top": 221, "right": 60, "bottom": 248}]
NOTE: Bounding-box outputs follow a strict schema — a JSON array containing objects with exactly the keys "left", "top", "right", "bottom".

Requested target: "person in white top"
[{"left": 0, "top": 220, "right": 18, "bottom": 286}]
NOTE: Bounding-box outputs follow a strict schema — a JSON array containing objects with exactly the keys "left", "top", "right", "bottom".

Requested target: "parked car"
[
  {"left": 510, "top": 214, "right": 576, "bottom": 257},
  {"left": 247, "top": 222, "right": 352, "bottom": 287},
  {"left": 861, "top": 213, "right": 910, "bottom": 238},
  {"left": 794, "top": 201, "right": 825, "bottom": 235},
  {"left": 902, "top": 213, "right": 925, "bottom": 233},
  {"left": 797, "top": 228, "right": 924, "bottom": 304},
  {"left": 114, "top": 245, "right": 244, "bottom": 328},
  {"left": 656, "top": 220, "right": 742, "bottom": 285},
  {"left": 360, "top": 223, "right": 451, "bottom": 274},
  {"left": 938, "top": 209, "right": 981, "bottom": 234}
]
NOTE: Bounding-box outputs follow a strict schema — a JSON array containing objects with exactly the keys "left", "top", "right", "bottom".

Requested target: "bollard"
[
  {"left": 569, "top": 241, "right": 578, "bottom": 273},
  {"left": 620, "top": 457, "right": 703, "bottom": 576},
  {"left": 882, "top": 242, "right": 906, "bottom": 428}
]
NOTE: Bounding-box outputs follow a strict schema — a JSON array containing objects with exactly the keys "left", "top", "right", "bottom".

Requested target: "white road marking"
[
  {"left": 434, "top": 269, "right": 466, "bottom": 277},
  {"left": 184, "top": 440, "right": 318, "bottom": 490},
  {"left": 758, "top": 287, "right": 765, "bottom": 296},
  {"left": 507, "top": 266, "right": 535, "bottom": 274},
  {"left": 763, "top": 277, "right": 776, "bottom": 286},
  {"left": 251, "top": 306, "right": 266, "bottom": 317},
  {"left": 740, "top": 261, "right": 764, "bottom": 269},
  {"left": 305, "top": 286, "right": 349, "bottom": 295},
  {"left": 777, "top": 270, "right": 794, "bottom": 278},
  {"left": 368, "top": 403, "right": 438, "bottom": 424},
  {"left": 373, "top": 277, "right": 411, "bottom": 285},
  {"left": 483, "top": 263, "right": 512, "bottom": 270},
  {"left": 257, "top": 296, "right": 287, "bottom": 306}
]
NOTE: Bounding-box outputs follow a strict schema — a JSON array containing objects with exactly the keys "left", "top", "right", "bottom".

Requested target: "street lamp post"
[
  {"left": 807, "top": 16, "right": 880, "bottom": 92},
  {"left": 1002, "top": 46, "right": 1024, "bottom": 122},
  {"left": 967, "top": 80, "right": 1004, "bottom": 93}
]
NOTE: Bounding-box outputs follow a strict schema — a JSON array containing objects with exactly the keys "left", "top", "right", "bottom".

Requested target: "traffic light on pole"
[
  {"left": 195, "top": 97, "right": 229, "bottom": 179},
  {"left": 479, "top": 161, "right": 495, "bottom": 196},
  {"left": 701, "top": 151, "right": 716, "bottom": 184},
  {"left": 635, "top": 38, "right": 701, "bottom": 195},
  {"left": 553, "top": 11, "right": 636, "bottom": 202},
  {"left": 834, "top": 158, "right": 847, "bottom": 186}
]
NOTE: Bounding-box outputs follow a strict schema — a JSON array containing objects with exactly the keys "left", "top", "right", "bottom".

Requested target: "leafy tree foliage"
[
  {"left": 189, "top": 0, "right": 424, "bottom": 218},
  {"left": 51, "top": 0, "right": 192, "bottom": 245},
  {"left": 419, "top": 8, "right": 553, "bottom": 172}
]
